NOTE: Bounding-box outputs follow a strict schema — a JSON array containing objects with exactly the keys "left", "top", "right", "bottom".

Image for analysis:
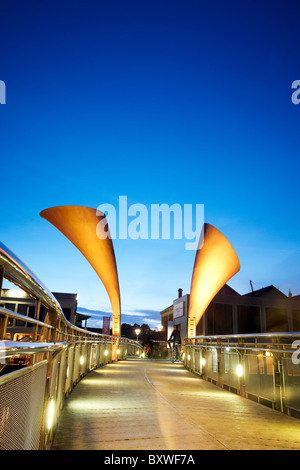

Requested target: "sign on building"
[
  {"left": 102, "top": 316, "right": 110, "bottom": 335},
  {"left": 173, "top": 301, "right": 184, "bottom": 319}
]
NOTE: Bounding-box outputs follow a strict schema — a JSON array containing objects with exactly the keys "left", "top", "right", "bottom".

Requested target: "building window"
[
  {"left": 207, "top": 303, "right": 233, "bottom": 335},
  {"left": 27, "top": 305, "right": 36, "bottom": 318},
  {"left": 237, "top": 305, "right": 261, "bottom": 334},
  {"left": 292, "top": 310, "right": 300, "bottom": 331},
  {"left": 266, "top": 307, "right": 288, "bottom": 332},
  {"left": 16, "top": 303, "right": 27, "bottom": 326}
]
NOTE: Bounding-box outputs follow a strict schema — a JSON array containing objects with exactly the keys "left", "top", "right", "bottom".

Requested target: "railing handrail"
[
  {"left": 0, "top": 242, "right": 142, "bottom": 348},
  {"left": 185, "top": 332, "right": 300, "bottom": 341},
  {"left": 0, "top": 340, "right": 68, "bottom": 358},
  {"left": 0, "top": 335, "right": 143, "bottom": 359},
  {"left": 184, "top": 332, "right": 300, "bottom": 354},
  {"left": 0, "top": 305, "right": 143, "bottom": 347},
  {"left": 0, "top": 241, "right": 64, "bottom": 315},
  {"left": 0, "top": 307, "right": 144, "bottom": 346},
  {"left": 0, "top": 305, "right": 55, "bottom": 329}
]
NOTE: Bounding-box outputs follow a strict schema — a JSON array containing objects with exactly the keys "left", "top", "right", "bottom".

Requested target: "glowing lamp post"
[{"left": 135, "top": 328, "right": 141, "bottom": 343}]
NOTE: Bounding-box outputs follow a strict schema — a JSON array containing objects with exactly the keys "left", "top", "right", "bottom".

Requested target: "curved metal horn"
[
  {"left": 188, "top": 223, "right": 240, "bottom": 338},
  {"left": 40, "top": 206, "right": 121, "bottom": 337}
]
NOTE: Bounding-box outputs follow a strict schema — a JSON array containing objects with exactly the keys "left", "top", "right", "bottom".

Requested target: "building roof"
[
  {"left": 243, "top": 285, "right": 287, "bottom": 299},
  {"left": 160, "top": 305, "right": 173, "bottom": 315},
  {"left": 216, "top": 284, "right": 241, "bottom": 296},
  {"left": 76, "top": 312, "right": 91, "bottom": 321}
]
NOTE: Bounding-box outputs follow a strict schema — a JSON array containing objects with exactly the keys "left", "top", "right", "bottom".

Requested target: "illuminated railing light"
[
  {"left": 104, "top": 350, "right": 108, "bottom": 356},
  {"left": 47, "top": 399, "right": 55, "bottom": 431},
  {"left": 236, "top": 364, "right": 243, "bottom": 377},
  {"left": 187, "top": 354, "right": 191, "bottom": 361},
  {"left": 117, "top": 349, "right": 120, "bottom": 355},
  {"left": 80, "top": 355, "right": 84, "bottom": 365},
  {"left": 201, "top": 358, "right": 206, "bottom": 366}
]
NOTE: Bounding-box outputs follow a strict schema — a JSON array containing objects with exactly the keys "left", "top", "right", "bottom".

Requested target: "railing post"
[
  {"left": 0, "top": 266, "right": 4, "bottom": 292},
  {"left": 32, "top": 299, "right": 41, "bottom": 342},
  {"left": 0, "top": 267, "right": 7, "bottom": 341},
  {"left": 238, "top": 337, "right": 246, "bottom": 397},
  {"left": 217, "top": 337, "right": 223, "bottom": 387},
  {"left": 201, "top": 344, "right": 206, "bottom": 377},
  {"left": 272, "top": 336, "right": 287, "bottom": 413}
]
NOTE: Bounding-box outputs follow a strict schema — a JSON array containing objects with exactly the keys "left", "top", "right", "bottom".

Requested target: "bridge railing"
[
  {"left": 0, "top": 242, "right": 143, "bottom": 449},
  {"left": 184, "top": 333, "right": 300, "bottom": 419}
]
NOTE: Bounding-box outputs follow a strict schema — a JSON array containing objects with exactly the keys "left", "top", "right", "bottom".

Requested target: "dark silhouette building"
[{"left": 160, "top": 285, "right": 300, "bottom": 340}]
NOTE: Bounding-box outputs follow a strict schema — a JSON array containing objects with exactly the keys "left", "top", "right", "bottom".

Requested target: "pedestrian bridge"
[
  {"left": 1, "top": 337, "right": 300, "bottom": 451},
  {"left": 1, "top": 242, "right": 300, "bottom": 450},
  {"left": 50, "top": 357, "right": 300, "bottom": 451}
]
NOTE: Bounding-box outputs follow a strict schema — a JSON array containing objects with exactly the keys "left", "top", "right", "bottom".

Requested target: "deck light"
[{"left": 47, "top": 399, "right": 55, "bottom": 430}]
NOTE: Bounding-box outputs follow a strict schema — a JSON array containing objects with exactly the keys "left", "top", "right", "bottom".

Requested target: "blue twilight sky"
[{"left": 0, "top": 0, "right": 300, "bottom": 329}]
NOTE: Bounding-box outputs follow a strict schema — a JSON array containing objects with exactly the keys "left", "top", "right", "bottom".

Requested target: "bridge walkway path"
[{"left": 51, "top": 358, "right": 300, "bottom": 450}]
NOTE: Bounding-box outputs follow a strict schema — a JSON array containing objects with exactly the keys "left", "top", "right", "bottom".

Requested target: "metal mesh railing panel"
[{"left": 0, "top": 363, "right": 47, "bottom": 450}]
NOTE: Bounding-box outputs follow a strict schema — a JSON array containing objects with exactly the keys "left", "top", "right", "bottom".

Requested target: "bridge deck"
[{"left": 51, "top": 359, "right": 300, "bottom": 450}]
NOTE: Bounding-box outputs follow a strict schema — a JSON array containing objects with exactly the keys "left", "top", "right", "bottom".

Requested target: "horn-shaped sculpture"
[
  {"left": 188, "top": 223, "right": 240, "bottom": 338},
  {"left": 40, "top": 206, "right": 121, "bottom": 339}
]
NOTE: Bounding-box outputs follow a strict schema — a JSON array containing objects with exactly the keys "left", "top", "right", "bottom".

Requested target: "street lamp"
[{"left": 135, "top": 328, "right": 141, "bottom": 342}]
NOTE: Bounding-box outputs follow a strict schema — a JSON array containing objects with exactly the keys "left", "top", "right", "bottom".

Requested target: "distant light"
[
  {"left": 182, "top": 353, "right": 185, "bottom": 360},
  {"left": 136, "top": 351, "right": 140, "bottom": 356},
  {"left": 104, "top": 350, "right": 108, "bottom": 356},
  {"left": 47, "top": 399, "right": 55, "bottom": 430},
  {"left": 117, "top": 349, "right": 120, "bottom": 355},
  {"left": 187, "top": 355, "right": 191, "bottom": 361},
  {"left": 237, "top": 365, "right": 243, "bottom": 377},
  {"left": 201, "top": 358, "right": 206, "bottom": 366},
  {"left": 226, "top": 347, "right": 230, "bottom": 352},
  {"left": 80, "top": 355, "right": 84, "bottom": 365}
]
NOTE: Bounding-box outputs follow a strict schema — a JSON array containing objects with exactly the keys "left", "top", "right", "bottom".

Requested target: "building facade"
[{"left": 160, "top": 285, "right": 300, "bottom": 341}]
